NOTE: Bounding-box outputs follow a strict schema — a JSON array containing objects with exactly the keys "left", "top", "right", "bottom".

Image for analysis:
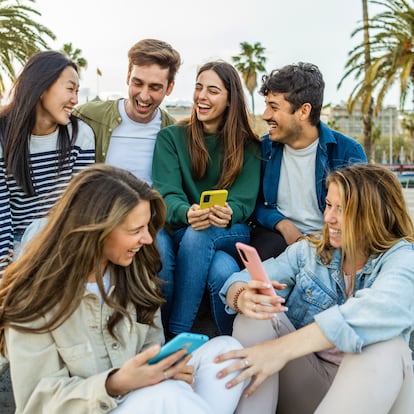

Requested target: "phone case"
[
  {"left": 199, "top": 189, "right": 228, "bottom": 209},
  {"left": 147, "top": 332, "right": 209, "bottom": 364},
  {"left": 235, "top": 242, "right": 276, "bottom": 296}
]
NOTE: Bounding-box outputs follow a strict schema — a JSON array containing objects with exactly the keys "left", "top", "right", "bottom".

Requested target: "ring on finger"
[
  {"left": 244, "top": 359, "right": 250, "bottom": 368},
  {"left": 253, "top": 303, "right": 257, "bottom": 312},
  {"left": 163, "top": 370, "right": 169, "bottom": 380}
]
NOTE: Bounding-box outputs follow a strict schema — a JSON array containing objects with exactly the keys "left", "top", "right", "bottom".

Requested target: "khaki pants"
[{"left": 233, "top": 314, "right": 414, "bottom": 414}]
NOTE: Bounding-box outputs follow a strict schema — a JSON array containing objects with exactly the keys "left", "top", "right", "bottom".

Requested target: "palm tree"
[
  {"left": 0, "top": 0, "right": 55, "bottom": 94},
  {"left": 338, "top": 0, "right": 374, "bottom": 158},
  {"left": 232, "top": 41, "right": 267, "bottom": 115},
  {"left": 339, "top": 0, "right": 414, "bottom": 114},
  {"left": 361, "top": 0, "right": 375, "bottom": 160},
  {"left": 60, "top": 42, "right": 88, "bottom": 77}
]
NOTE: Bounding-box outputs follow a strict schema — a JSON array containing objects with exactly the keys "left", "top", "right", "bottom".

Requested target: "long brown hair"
[
  {"left": 179, "top": 61, "right": 259, "bottom": 189},
  {"left": 309, "top": 164, "right": 414, "bottom": 277},
  {"left": 0, "top": 164, "right": 166, "bottom": 354}
]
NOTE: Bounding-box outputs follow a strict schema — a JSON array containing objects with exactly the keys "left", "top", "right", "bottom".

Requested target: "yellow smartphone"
[{"left": 199, "top": 189, "right": 228, "bottom": 209}]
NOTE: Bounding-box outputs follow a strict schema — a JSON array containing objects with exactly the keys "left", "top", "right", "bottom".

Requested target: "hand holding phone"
[
  {"left": 147, "top": 332, "right": 209, "bottom": 364},
  {"left": 235, "top": 242, "right": 276, "bottom": 297},
  {"left": 199, "top": 189, "right": 228, "bottom": 209}
]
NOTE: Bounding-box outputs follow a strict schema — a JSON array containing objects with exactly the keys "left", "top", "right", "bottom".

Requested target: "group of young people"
[{"left": 0, "top": 37, "right": 412, "bottom": 413}]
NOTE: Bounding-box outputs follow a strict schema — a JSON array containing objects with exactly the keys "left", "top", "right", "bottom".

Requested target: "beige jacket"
[{"left": 6, "top": 286, "right": 164, "bottom": 413}]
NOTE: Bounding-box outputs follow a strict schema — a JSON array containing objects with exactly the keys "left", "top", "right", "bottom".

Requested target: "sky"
[{"left": 33, "top": 0, "right": 399, "bottom": 114}]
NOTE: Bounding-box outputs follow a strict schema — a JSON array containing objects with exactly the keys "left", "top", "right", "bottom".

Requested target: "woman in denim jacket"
[
  {"left": 0, "top": 165, "right": 245, "bottom": 414},
  {"left": 216, "top": 164, "right": 414, "bottom": 413}
]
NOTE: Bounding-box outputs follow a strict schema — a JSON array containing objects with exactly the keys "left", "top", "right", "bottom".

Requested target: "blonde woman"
[{"left": 217, "top": 164, "right": 414, "bottom": 413}]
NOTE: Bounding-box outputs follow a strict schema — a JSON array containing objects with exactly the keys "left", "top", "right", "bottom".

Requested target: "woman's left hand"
[
  {"left": 215, "top": 339, "right": 287, "bottom": 398},
  {"left": 208, "top": 203, "right": 232, "bottom": 227}
]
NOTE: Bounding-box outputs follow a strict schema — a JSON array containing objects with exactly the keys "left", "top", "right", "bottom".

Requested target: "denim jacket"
[
  {"left": 220, "top": 239, "right": 414, "bottom": 353},
  {"left": 253, "top": 121, "right": 367, "bottom": 230}
]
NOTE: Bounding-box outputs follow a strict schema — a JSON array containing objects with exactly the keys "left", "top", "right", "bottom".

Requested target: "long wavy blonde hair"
[
  {"left": 309, "top": 164, "right": 414, "bottom": 278},
  {"left": 0, "top": 164, "right": 166, "bottom": 354}
]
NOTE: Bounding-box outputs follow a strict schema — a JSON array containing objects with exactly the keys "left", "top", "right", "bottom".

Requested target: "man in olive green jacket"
[{"left": 74, "top": 38, "right": 181, "bottom": 185}]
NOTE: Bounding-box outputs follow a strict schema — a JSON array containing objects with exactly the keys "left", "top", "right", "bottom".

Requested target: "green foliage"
[
  {"left": 60, "top": 42, "right": 88, "bottom": 77},
  {"left": 232, "top": 41, "right": 267, "bottom": 115},
  {"left": 0, "top": 0, "right": 55, "bottom": 93},
  {"left": 338, "top": 0, "right": 414, "bottom": 115}
]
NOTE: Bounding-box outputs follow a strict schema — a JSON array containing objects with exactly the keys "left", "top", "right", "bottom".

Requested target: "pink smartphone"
[{"left": 235, "top": 242, "right": 276, "bottom": 297}]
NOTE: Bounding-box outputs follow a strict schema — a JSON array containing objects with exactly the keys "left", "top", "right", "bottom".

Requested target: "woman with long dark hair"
[{"left": 0, "top": 50, "right": 95, "bottom": 274}]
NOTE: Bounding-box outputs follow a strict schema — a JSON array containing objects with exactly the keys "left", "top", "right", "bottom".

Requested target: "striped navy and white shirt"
[{"left": 0, "top": 120, "right": 95, "bottom": 274}]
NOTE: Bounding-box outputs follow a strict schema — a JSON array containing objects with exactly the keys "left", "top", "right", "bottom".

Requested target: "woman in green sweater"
[{"left": 152, "top": 61, "right": 260, "bottom": 336}]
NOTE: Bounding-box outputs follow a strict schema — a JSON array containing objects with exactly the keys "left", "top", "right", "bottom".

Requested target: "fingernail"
[{"left": 216, "top": 372, "right": 223, "bottom": 379}]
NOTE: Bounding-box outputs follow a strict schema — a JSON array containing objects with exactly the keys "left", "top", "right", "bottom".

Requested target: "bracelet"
[{"left": 232, "top": 286, "right": 247, "bottom": 313}]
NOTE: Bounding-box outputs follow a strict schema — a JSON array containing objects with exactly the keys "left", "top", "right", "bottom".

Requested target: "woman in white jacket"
[{"left": 0, "top": 164, "right": 244, "bottom": 414}]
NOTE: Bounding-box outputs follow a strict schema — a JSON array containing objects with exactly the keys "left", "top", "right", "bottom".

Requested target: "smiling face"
[
  {"left": 261, "top": 92, "right": 306, "bottom": 146},
  {"left": 324, "top": 182, "right": 343, "bottom": 248},
  {"left": 34, "top": 66, "right": 79, "bottom": 135},
  {"left": 102, "top": 200, "right": 153, "bottom": 269},
  {"left": 193, "top": 69, "right": 229, "bottom": 134},
  {"left": 125, "top": 64, "right": 174, "bottom": 124}
]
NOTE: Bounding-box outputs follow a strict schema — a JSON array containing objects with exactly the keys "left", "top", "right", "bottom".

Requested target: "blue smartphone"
[{"left": 147, "top": 332, "right": 209, "bottom": 364}]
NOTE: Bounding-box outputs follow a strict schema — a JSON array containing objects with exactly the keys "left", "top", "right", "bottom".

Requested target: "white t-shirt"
[
  {"left": 277, "top": 139, "right": 324, "bottom": 234},
  {"left": 105, "top": 100, "right": 161, "bottom": 185},
  {"left": 85, "top": 270, "right": 111, "bottom": 306}
]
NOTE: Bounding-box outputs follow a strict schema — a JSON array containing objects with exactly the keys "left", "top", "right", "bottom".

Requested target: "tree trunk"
[
  {"left": 363, "top": 98, "right": 373, "bottom": 161},
  {"left": 362, "top": 0, "right": 374, "bottom": 161}
]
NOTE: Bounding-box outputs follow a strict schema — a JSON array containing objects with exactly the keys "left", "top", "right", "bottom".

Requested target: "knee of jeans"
[{"left": 179, "top": 226, "right": 213, "bottom": 248}]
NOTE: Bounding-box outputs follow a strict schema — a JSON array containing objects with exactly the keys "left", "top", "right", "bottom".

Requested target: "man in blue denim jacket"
[{"left": 251, "top": 62, "right": 367, "bottom": 260}]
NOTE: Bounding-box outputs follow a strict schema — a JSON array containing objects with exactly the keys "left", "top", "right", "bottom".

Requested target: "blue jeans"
[
  {"left": 156, "top": 228, "right": 176, "bottom": 329},
  {"left": 207, "top": 251, "right": 240, "bottom": 334},
  {"left": 161, "top": 223, "right": 249, "bottom": 335}
]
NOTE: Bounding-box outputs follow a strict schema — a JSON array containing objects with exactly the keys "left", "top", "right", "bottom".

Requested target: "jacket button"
[
  {"left": 112, "top": 342, "right": 120, "bottom": 350},
  {"left": 99, "top": 402, "right": 110, "bottom": 411}
]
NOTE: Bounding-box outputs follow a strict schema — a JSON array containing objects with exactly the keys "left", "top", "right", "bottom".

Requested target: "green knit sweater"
[{"left": 152, "top": 124, "right": 261, "bottom": 229}]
